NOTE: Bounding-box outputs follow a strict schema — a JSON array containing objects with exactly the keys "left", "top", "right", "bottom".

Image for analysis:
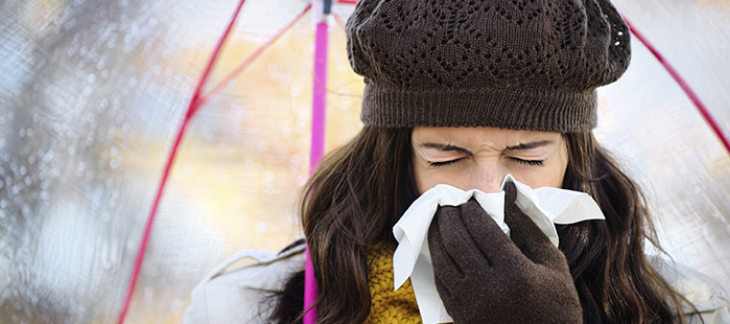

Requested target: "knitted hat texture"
[{"left": 346, "top": 0, "right": 631, "bottom": 132}]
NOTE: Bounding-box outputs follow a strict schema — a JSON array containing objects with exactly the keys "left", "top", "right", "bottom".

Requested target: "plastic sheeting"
[
  {"left": 0, "top": 0, "right": 728, "bottom": 322},
  {"left": 601, "top": 0, "right": 730, "bottom": 298}
]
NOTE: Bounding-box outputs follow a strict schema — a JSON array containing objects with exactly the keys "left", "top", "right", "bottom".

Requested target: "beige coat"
[{"left": 184, "top": 243, "right": 730, "bottom": 324}]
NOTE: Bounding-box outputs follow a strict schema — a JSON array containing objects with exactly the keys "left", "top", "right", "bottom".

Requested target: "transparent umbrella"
[{"left": 0, "top": 0, "right": 728, "bottom": 323}]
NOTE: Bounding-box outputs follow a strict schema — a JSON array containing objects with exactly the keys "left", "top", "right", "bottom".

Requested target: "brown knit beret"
[{"left": 346, "top": 0, "right": 631, "bottom": 133}]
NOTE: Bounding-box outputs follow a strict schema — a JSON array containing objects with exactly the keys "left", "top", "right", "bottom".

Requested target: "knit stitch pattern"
[
  {"left": 365, "top": 248, "right": 423, "bottom": 324},
  {"left": 346, "top": 0, "right": 631, "bottom": 132}
]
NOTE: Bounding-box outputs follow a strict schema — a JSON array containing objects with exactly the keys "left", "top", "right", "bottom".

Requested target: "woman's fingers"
[
  {"left": 432, "top": 271, "right": 453, "bottom": 302},
  {"left": 429, "top": 202, "right": 489, "bottom": 276},
  {"left": 502, "top": 182, "right": 568, "bottom": 269},
  {"left": 458, "top": 199, "right": 526, "bottom": 266},
  {"left": 427, "top": 210, "right": 465, "bottom": 286}
]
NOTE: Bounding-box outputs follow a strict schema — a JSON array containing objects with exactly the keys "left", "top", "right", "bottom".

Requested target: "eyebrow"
[
  {"left": 419, "top": 140, "right": 555, "bottom": 152},
  {"left": 419, "top": 143, "right": 471, "bottom": 154},
  {"left": 505, "top": 140, "right": 555, "bottom": 150}
]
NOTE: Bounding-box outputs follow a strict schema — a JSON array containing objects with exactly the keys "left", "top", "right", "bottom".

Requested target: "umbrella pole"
[
  {"left": 310, "top": 13, "right": 329, "bottom": 176},
  {"left": 305, "top": 1, "right": 332, "bottom": 323}
]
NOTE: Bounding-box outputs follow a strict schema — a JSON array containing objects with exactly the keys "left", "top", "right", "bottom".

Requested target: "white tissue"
[{"left": 392, "top": 175, "right": 605, "bottom": 324}]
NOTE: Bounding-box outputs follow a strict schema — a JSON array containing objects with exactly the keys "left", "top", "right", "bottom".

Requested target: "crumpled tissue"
[{"left": 392, "top": 174, "right": 605, "bottom": 324}]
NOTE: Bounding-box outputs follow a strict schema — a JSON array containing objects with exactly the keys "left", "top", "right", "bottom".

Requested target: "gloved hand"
[{"left": 427, "top": 182, "right": 583, "bottom": 324}]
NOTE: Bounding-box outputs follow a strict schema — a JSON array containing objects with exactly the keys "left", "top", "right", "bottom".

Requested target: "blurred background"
[{"left": 0, "top": 0, "right": 728, "bottom": 322}]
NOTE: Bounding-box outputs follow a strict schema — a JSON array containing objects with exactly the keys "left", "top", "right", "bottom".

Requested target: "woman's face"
[{"left": 411, "top": 126, "right": 568, "bottom": 194}]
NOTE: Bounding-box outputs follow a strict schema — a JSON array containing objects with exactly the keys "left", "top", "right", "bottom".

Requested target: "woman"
[{"left": 184, "top": 0, "right": 730, "bottom": 323}]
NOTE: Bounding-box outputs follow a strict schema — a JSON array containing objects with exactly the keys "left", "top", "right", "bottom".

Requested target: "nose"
[{"left": 471, "top": 162, "right": 506, "bottom": 193}]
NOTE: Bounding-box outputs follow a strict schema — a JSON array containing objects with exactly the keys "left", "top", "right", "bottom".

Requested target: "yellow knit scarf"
[{"left": 364, "top": 248, "right": 423, "bottom": 324}]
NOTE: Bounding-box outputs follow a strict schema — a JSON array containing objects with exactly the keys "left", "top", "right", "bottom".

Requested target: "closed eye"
[
  {"left": 428, "top": 158, "right": 464, "bottom": 167},
  {"left": 510, "top": 157, "right": 545, "bottom": 166}
]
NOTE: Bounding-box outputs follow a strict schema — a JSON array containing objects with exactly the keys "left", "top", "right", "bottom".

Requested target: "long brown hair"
[
  {"left": 560, "top": 132, "right": 691, "bottom": 323},
  {"left": 271, "top": 127, "right": 690, "bottom": 324}
]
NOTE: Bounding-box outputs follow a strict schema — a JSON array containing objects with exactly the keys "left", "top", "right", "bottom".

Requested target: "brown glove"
[{"left": 427, "top": 182, "right": 583, "bottom": 324}]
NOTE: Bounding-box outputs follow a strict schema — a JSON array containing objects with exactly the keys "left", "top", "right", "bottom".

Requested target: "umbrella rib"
[
  {"left": 624, "top": 16, "right": 730, "bottom": 155},
  {"left": 116, "top": 0, "right": 249, "bottom": 323},
  {"left": 332, "top": 7, "right": 347, "bottom": 28},
  {"left": 199, "top": 3, "right": 313, "bottom": 106}
]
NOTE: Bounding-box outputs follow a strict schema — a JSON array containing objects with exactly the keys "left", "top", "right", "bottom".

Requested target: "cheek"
[
  {"left": 412, "top": 153, "right": 427, "bottom": 194},
  {"left": 534, "top": 162, "right": 566, "bottom": 188},
  {"left": 517, "top": 147, "right": 568, "bottom": 189},
  {"left": 413, "top": 162, "right": 440, "bottom": 194},
  {"left": 413, "top": 160, "right": 471, "bottom": 194},
  {"left": 551, "top": 142, "right": 569, "bottom": 187}
]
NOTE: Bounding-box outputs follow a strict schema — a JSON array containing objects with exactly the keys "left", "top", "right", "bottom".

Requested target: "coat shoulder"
[
  {"left": 183, "top": 240, "right": 307, "bottom": 324},
  {"left": 650, "top": 255, "right": 730, "bottom": 323}
]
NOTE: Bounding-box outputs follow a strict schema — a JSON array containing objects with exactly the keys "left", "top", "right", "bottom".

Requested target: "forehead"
[{"left": 411, "top": 126, "right": 562, "bottom": 147}]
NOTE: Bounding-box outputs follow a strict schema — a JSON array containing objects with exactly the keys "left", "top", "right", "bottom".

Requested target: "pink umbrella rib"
[
  {"left": 332, "top": 7, "right": 347, "bottom": 28},
  {"left": 199, "top": 4, "right": 313, "bottom": 106},
  {"left": 624, "top": 17, "right": 730, "bottom": 155},
  {"left": 116, "top": 0, "right": 248, "bottom": 323}
]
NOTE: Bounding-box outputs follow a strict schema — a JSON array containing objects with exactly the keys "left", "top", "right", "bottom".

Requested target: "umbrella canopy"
[
  {"left": 0, "top": 0, "right": 728, "bottom": 322},
  {"left": 600, "top": 0, "right": 730, "bottom": 297}
]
